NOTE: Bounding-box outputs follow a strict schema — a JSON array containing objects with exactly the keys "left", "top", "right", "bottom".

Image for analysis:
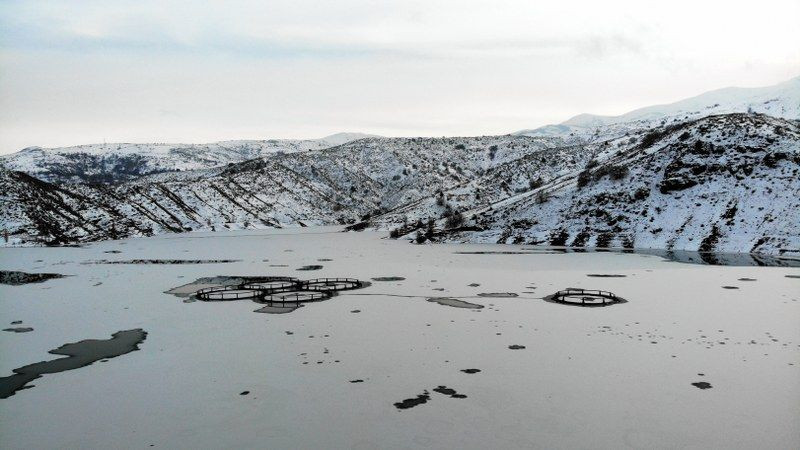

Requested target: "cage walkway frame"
[
  {"left": 551, "top": 288, "right": 623, "bottom": 306},
  {"left": 194, "top": 276, "right": 364, "bottom": 305}
]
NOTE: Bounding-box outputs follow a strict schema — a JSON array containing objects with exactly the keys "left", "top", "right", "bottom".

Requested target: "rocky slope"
[
  {"left": 436, "top": 114, "right": 800, "bottom": 257},
  {"left": 0, "top": 134, "right": 561, "bottom": 245}
]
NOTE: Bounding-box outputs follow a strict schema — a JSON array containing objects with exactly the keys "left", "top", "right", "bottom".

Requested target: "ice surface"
[{"left": 0, "top": 227, "right": 798, "bottom": 449}]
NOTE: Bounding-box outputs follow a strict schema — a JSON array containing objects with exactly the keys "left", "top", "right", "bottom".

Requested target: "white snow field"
[{"left": 1, "top": 227, "right": 798, "bottom": 449}]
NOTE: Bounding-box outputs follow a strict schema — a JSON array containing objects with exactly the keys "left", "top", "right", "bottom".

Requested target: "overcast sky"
[{"left": 1, "top": 0, "right": 798, "bottom": 153}]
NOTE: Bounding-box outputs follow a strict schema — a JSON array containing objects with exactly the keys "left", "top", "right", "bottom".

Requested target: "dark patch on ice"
[
  {"left": 0, "top": 270, "right": 66, "bottom": 285},
  {"left": 460, "top": 369, "right": 481, "bottom": 374},
  {"left": 785, "top": 275, "right": 800, "bottom": 279},
  {"left": 350, "top": 310, "right": 361, "bottom": 313},
  {"left": 468, "top": 283, "right": 480, "bottom": 287},
  {"left": 103, "top": 250, "right": 122, "bottom": 254},
  {"left": 394, "top": 391, "right": 431, "bottom": 410},
  {"left": 372, "top": 276, "right": 406, "bottom": 282},
  {"left": 477, "top": 292, "right": 518, "bottom": 298},
  {"left": 87, "top": 259, "right": 239, "bottom": 265},
  {"left": 0, "top": 329, "right": 147, "bottom": 399},
  {"left": 737, "top": 278, "right": 757, "bottom": 281},
  {"left": 426, "top": 297, "right": 483, "bottom": 309},
  {"left": 691, "top": 382, "right": 713, "bottom": 390},
  {"left": 318, "top": 258, "right": 333, "bottom": 262},
  {"left": 269, "top": 264, "right": 289, "bottom": 267},
  {"left": 349, "top": 379, "right": 364, "bottom": 383},
  {"left": 239, "top": 391, "right": 250, "bottom": 396},
  {"left": 508, "top": 345, "right": 526, "bottom": 350},
  {"left": 433, "top": 385, "right": 467, "bottom": 398},
  {"left": 721, "top": 286, "right": 739, "bottom": 290},
  {"left": 3, "top": 327, "right": 33, "bottom": 333},
  {"left": 297, "top": 265, "right": 323, "bottom": 271},
  {"left": 254, "top": 305, "right": 300, "bottom": 314},
  {"left": 586, "top": 274, "right": 627, "bottom": 278},
  {"left": 10, "top": 321, "right": 22, "bottom": 325}
]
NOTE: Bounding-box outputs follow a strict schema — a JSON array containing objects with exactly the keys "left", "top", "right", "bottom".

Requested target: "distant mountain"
[
  {"left": 0, "top": 134, "right": 377, "bottom": 184},
  {"left": 515, "top": 76, "right": 800, "bottom": 139}
]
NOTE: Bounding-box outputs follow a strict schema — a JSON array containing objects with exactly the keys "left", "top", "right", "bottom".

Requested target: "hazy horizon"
[{"left": 1, "top": 0, "right": 799, "bottom": 154}]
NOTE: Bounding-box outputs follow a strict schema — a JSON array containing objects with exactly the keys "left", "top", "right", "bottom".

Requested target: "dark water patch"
[
  {"left": 508, "top": 345, "right": 526, "bottom": 350},
  {"left": 0, "top": 270, "right": 66, "bottom": 285},
  {"left": 460, "top": 369, "right": 481, "bottom": 374},
  {"left": 468, "top": 283, "right": 480, "bottom": 287},
  {"left": 586, "top": 274, "right": 627, "bottom": 278},
  {"left": 3, "top": 327, "right": 33, "bottom": 333},
  {"left": 253, "top": 305, "right": 300, "bottom": 314},
  {"left": 297, "top": 265, "right": 323, "bottom": 271},
  {"left": 477, "top": 292, "right": 518, "bottom": 298},
  {"left": 721, "top": 286, "right": 739, "bottom": 290},
  {"left": 350, "top": 310, "right": 361, "bottom": 313},
  {"left": 349, "top": 379, "right": 364, "bottom": 383},
  {"left": 87, "top": 259, "right": 239, "bottom": 265},
  {"left": 786, "top": 275, "right": 800, "bottom": 279},
  {"left": 372, "top": 277, "right": 405, "bottom": 282},
  {"left": 394, "top": 391, "right": 430, "bottom": 410},
  {"left": 433, "top": 385, "right": 467, "bottom": 398},
  {"left": 737, "top": 278, "right": 757, "bottom": 281},
  {"left": 691, "top": 381, "right": 713, "bottom": 390},
  {"left": 269, "top": 264, "right": 289, "bottom": 267},
  {"left": 103, "top": 250, "right": 122, "bottom": 254},
  {"left": 0, "top": 329, "right": 147, "bottom": 399},
  {"left": 318, "top": 258, "right": 333, "bottom": 262},
  {"left": 10, "top": 321, "right": 22, "bottom": 325},
  {"left": 426, "top": 297, "right": 483, "bottom": 309},
  {"left": 239, "top": 391, "right": 250, "bottom": 396}
]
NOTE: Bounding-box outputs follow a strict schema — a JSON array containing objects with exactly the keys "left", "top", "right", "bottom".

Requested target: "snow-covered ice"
[{"left": 1, "top": 227, "right": 798, "bottom": 449}]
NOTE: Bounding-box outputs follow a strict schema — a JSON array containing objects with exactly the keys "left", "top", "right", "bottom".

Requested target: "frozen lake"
[{"left": 1, "top": 227, "right": 799, "bottom": 449}]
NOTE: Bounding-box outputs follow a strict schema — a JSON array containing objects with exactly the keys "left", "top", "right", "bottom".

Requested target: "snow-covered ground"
[{"left": 1, "top": 228, "right": 798, "bottom": 449}]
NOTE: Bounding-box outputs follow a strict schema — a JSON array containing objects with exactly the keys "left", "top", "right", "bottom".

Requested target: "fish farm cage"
[
  {"left": 194, "top": 276, "right": 364, "bottom": 305},
  {"left": 550, "top": 288, "right": 624, "bottom": 307}
]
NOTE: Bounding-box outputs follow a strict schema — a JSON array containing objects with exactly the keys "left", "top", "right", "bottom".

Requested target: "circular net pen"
[
  {"left": 301, "top": 278, "right": 363, "bottom": 292},
  {"left": 548, "top": 288, "right": 626, "bottom": 307},
  {"left": 195, "top": 285, "right": 264, "bottom": 301},
  {"left": 193, "top": 275, "right": 366, "bottom": 307},
  {"left": 258, "top": 290, "right": 332, "bottom": 306},
  {"left": 241, "top": 279, "right": 301, "bottom": 293}
]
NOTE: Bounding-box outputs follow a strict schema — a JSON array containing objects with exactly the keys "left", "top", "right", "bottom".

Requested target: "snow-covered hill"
[
  {"left": 0, "top": 133, "right": 376, "bottom": 184},
  {"left": 1, "top": 76, "right": 798, "bottom": 257},
  {"left": 516, "top": 76, "right": 800, "bottom": 140},
  {"left": 0, "top": 134, "right": 561, "bottom": 245},
  {"left": 1, "top": 113, "right": 797, "bottom": 256},
  {"left": 440, "top": 114, "right": 800, "bottom": 257}
]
